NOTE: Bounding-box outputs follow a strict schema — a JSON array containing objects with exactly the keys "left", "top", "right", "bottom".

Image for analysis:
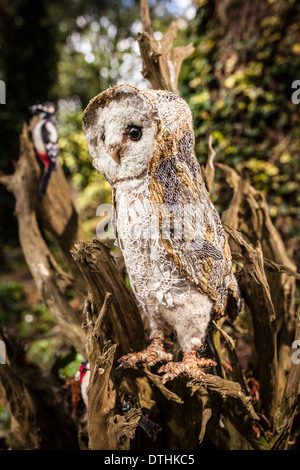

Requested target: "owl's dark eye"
[
  {"left": 101, "top": 132, "right": 106, "bottom": 143},
  {"left": 127, "top": 125, "right": 142, "bottom": 141}
]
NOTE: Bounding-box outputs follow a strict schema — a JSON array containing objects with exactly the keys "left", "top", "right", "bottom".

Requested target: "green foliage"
[
  {"left": 57, "top": 109, "right": 112, "bottom": 234},
  {"left": 0, "top": 281, "right": 25, "bottom": 327},
  {"left": 0, "top": 403, "right": 11, "bottom": 442},
  {"left": 259, "top": 436, "right": 269, "bottom": 447},
  {"left": 179, "top": 0, "right": 300, "bottom": 263},
  {"left": 124, "top": 273, "right": 132, "bottom": 291},
  {"left": 20, "top": 303, "right": 56, "bottom": 338},
  {"left": 0, "top": 0, "right": 141, "bottom": 246},
  {"left": 0, "top": 279, "right": 82, "bottom": 372},
  {"left": 0, "top": 0, "right": 60, "bottom": 245},
  {"left": 27, "top": 337, "right": 62, "bottom": 368},
  {"left": 58, "top": 349, "right": 85, "bottom": 379},
  {"left": 54, "top": 2, "right": 141, "bottom": 108},
  {"left": 0, "top": 280, "right": 63, "bottom": 365}
]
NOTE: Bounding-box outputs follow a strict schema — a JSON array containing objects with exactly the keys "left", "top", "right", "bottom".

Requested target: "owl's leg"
[
  {"left": 117, "top": 335, "right": 173, "bottom": 369},
  {"left": 157, "top": 291, "right": 216, "bottom": 383},
  {"left": 157, "top": 350, "right": 216, "bottom": 384}
]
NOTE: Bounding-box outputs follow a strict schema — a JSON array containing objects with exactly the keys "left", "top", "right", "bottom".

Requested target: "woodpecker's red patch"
[
  {"left": 79, "top": 361, "right": 89, "bottom": 383},
  {"left": 36, "top": 151, "right": 50, "bottom": 167}
]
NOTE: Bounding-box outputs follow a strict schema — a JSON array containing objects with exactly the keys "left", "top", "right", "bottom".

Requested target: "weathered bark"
[
  {"left": 138, "top": 0, "right": 194, "bottom": 94},
  {"left": 202, "top": 135, "right": 216, "bottom": 196},
  {"left": 71, "top": 239, "right": 260, "bottom": 450},
  {"left": 218, "top": 163, "right": 296, "bottom": 325},
  {"left": 0, "top": 328, "right": 79, "bottom": 450},
  {"left": 27, "top": 118, "right": 88, "bottom": 304},
  {"left": 0, "top": 124, "right": 85, "bottom": 354},
  {"left": 71, "top": 240, "right": 155, "bottom": 449},
  {"left": 226, "top": 227, "right": 278, "bottom": 417},
  {"left": 71, "top": 239, "right": 145, "bottom": 355},
  {"left": 36, "top": 166, "right": 87, "bottom": 303},
  {"left": 268, "top": 305, "right": 300, "bottom": 449},
  {"left": 217, "top": 163, "right": 297, "bottom": 407}
]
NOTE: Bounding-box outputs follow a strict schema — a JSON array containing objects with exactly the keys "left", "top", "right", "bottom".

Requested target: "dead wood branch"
[
  {"left": 86, "top": 342, "right": 119, "bottom": 449},
  {"left": 71, "top": 239, "right": 145, "bottom": 354},
  {"left": 140, "top": 366, "right": 260, "bottom": 448},
  {"left": 197, "top": 389, "right": 212, "bottom": 444},
  {"left": 0, "top": 124, "right": 85, "bottom": 354},
  {"left": 138, "top": 0, "right": 194, "bottom": 93},
  {"left": 226, "top": 226, "right": 278, "bottom": 417},
  {"left": 262, "top": 258, "right": 300, "bottom": 280},
  {"left": 232, "top": 252, "right": 300, "bottom": 281},
  {"left": 72, "top": 239, "right": 257, "bottom": 450},
  {"left": 212, "top": 320, "right": 248, "bottom": 393},
  {"left": 217, "top": 162, "right": 296, "bottom": 318},
  {"left": 188, "top": 374, "right": 261, "bottom": 448},
  {"left": 217, "top": 162, "right": 296, "bottom": 405},
  {"left": 194, "top": 374, "right": 259, "bottom": 421},
  {"left": 202, "top": 135, "right": 216, "bottom": 195},
  {"left": 0, "top": 328, "right": 79, "bottom": 449},
  {"left": 142, "top": 367, "right": 184, "bottom": 404},
  {"left": 72, "top": 239, "right": 160, "bottom": 449},
  {"left": 268, "top": 305, "right": 300, "bottom": 449}
]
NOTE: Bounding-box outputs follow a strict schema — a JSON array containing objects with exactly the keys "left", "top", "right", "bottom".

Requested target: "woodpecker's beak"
[{"left": 108, "top": 145, "right": 121, "bottom": 165}]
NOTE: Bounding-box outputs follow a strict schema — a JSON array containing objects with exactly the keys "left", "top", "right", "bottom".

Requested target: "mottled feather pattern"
[{"left": 82, "top": 84, "right": 241, "bottom": 375}]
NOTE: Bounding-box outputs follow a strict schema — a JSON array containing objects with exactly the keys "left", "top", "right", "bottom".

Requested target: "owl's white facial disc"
[{"left": 85, "top": 94, "right": 157, "bottom": 183}]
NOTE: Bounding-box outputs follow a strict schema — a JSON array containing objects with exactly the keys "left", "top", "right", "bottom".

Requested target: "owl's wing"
[{"left": 149, "top": 129, "right": 241, "bottom": 319}]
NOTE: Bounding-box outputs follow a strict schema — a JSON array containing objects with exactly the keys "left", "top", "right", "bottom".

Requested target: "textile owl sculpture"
[{"left": 82, "top": 84, "right": 241, "bottom": 384}]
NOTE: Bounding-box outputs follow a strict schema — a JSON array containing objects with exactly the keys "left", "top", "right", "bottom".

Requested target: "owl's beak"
[{"left": 108, "top": 145, "right": 121, "bottom": 165}]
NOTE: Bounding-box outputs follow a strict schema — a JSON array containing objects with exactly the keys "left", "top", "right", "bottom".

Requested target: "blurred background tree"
[{"left": 179, "top": 0, "right": 300, "bottom": 268}]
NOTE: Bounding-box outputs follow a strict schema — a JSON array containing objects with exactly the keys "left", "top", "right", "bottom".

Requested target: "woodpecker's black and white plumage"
[{"left": 29, "top": 102, "right": 59, "bottom": 198}]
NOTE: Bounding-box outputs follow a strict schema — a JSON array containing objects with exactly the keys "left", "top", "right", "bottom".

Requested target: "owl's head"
[
  {"left": 83, "top": 84, "right": 194, "bottom": 185},
  {"left": 82, "top": 85, "right": 159, "bottom": 184}
]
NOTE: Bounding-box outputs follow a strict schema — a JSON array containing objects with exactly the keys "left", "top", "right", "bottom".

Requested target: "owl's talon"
[
  {"left": 116, "top": 357, "right": 139, "bottom": 370},
  {"left": 117, "top": 337, "right": 173, "bottom": 370},
  {"left": 158, "top": 351, "right": 217, "bottom": 384}
]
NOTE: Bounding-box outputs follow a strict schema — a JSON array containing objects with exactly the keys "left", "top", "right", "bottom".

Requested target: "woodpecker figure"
[
  {"left": 75, "top": 360, "right": 90, "bottom": 407},
  {"left": 29, "top": 102, "right": 59, "bottom": 198},
  {"left": 75, "top": 360, "right": 162, "bottom": 441}
]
